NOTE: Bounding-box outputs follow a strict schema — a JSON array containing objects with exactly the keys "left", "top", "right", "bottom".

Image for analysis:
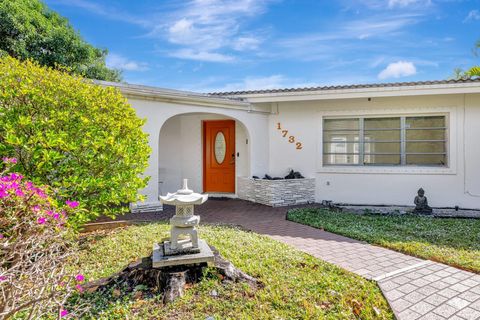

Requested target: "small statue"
[
  {"left": 413, "top": 188, "right": 433, "bottom": 214},
  {"left": 285, "top": 169, "right": 304, "bottom": 179}
]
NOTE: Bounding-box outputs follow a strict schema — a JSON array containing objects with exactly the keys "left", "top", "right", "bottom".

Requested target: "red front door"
[{"left": 203, "top": 120, "right": 235, "bottom": 193}]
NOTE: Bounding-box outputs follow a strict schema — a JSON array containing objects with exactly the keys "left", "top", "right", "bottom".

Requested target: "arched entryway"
[{"left": 158, "top": 112, "right": 251, "bottom": 196}]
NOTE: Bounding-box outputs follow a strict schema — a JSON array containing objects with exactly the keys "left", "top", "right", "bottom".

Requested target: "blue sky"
[{"left": 44, "top": 0, "right": 480, "bottom": 92}]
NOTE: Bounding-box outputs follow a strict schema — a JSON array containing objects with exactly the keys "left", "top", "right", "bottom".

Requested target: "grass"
[
  {"left": 72, "top": 223, "right": 393, "bottom": 319},
  {"left": 287, "top": 208, "right": 480, "bottom": 273}
]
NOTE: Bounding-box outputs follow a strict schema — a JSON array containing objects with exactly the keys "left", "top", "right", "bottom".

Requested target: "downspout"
[
  {"left": 463, "top": 93, "right": 480, "bottom": 197},
  {"left": 272, "top": 102, "right": 280, "bottom": 115}
]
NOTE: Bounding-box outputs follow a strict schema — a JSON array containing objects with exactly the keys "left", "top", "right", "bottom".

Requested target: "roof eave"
[
  {"left": 97, "top": 80, "right": 251, "bottom": 109},
  {"left": 215, "top": 82, "right": 480, "bottom": 103}
]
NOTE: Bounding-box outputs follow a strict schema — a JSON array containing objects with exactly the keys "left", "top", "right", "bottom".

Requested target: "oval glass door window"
[{"left": 214, "top": 132, "right": 226, "bottom": 164}]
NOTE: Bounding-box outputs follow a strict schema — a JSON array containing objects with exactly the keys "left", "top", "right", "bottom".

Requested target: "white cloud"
[
  {"left": 168, "top": 49, "right": 234, "bottom": 63},
  {"left": 387, "top": 0, "right": 430, "bottom": 8},
  {"left": 341, "top": 0, "right": 431, "bottom": 10},
  {"left": 464, "top": 10, "right": 480, "bottom": 22},
  {"left": 233, "top": 37, "right": 262, "bottom": 51},
  {"left": 154, "top": 0, "right": 271, "bottom": 62},
  {"left": 206, "top": 74, "right": 320, "bottom": 92},
  {"left": 370, "top": 56, "right": 386, "bottom": 68},
  {"left": 53, "top": 0, "right": 272, "bottom": 63},
  {"left": 275, "top": 14, "right": 421, "bottom": 61},
  {"left": 279, "top": 14, "right": 420, "bottom": 45},
  {"left": 168, "top": 18, "right": 194, "bottom": 39},
  {"left": 212, "top": 75, "right": 289, "bottom": 92},
  {"left": 235, "top": 75, "right": 289, "bottom": 90},
  {"left": 344, "top": 14, "right": 420, "bottom": 38},
  {"left": 378, "top": 61, "right": 416, "bottom": 79},
  {"left": 106, "top": 54, "right": 149, "bottom": 71},
  {"left": 353, "top": 0, "right": 431, "bottom": 9}
]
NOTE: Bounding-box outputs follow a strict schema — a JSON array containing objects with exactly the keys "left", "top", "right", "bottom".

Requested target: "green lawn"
[
  {"left": 72, "top": 223, "right": 393, "bottom": 319},
  {"left": 287, "top": 208, "right": 480, "bottom": 274}
]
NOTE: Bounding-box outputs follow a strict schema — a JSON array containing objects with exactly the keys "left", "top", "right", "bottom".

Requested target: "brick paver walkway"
[{"left": 95, "top": 199, "right": 480, "bottom": 319}]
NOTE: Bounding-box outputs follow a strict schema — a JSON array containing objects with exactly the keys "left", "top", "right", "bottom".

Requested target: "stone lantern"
[{"left": 153, "top": 179, "right": 214, "bottom": 268}]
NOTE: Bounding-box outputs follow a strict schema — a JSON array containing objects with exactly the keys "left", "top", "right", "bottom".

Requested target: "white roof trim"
[
  {"left": 220, "top": 82, "right": 480, "bottom": 103},
  {"left": 96, "top": 80, "right": 251, "bottom": 109}
]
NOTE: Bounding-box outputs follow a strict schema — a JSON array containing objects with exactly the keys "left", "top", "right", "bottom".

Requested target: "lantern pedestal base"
[
  {"left": 163, "top": 239, "right": 201, "bottom": 255},
  {"left": 152, "top": 239, "right": 214, "bottom": 268}
]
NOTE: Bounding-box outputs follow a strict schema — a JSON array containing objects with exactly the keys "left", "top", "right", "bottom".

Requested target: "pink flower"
[
  {"left": 66, "top": 200, "right": 79, "bottom": 208},
  {"left": 8, "top": 182, "right": 19, "bottom": 189},
  {"left": 35, "top": 189, "right": 46, "bottom": 199},
  {"left": 60, "top": 309, "right": 68, "bottom": 317},
  {"left": 0, "top": 276, "right": 7, "bottom": 281},
  {"left": 75, "top": 274, "right": 85, "bottom": 282},
  {"left": 15, "top": 189, "right": 24, "bottom": 197},
  {"left": 0, "top": 234, "right": 3, "bottom": 239},
  {"left": 46, "top": 210, "right": 54, "bottom": 216},
  {"left": 75, "top": 284, "right": 84, "bottom": 293},
  {"left": 32, "top": 205, "right": 41, "bottom": 212},
  {"left": 37, "top": 217, "right": 46, "bottom": 225},
  {"left": 2, "top": 157, "right": 17, "bottom": 164},
  {"left": 53, "top": 213, "right": 60, "bottom": 220},
  {"left": 0, "top": 190, "right": 7, "bottom": 198},
  {"left": 9, "top": 173, "right": 22, "bottom": 181}
]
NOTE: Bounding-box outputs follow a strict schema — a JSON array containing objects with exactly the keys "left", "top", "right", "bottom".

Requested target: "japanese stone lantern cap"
[{"left": 159, "top": 179, "right": 208, "bottom": 206}]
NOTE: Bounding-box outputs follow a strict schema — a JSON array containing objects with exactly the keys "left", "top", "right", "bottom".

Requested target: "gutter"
[{"left": 96, "top": 80, "right": 252, "bottom": 110}]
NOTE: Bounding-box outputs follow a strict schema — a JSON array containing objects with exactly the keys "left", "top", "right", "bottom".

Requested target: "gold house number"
[{"left": 277, "top": 122, "right": 302, "bottom": 150}]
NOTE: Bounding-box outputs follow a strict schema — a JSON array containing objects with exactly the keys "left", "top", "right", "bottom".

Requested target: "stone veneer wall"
[{"left": 237, "top": 177, "right": 316, "bottom": 207}]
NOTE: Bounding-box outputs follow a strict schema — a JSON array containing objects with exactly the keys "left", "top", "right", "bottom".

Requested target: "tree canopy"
[{"left": 0, "top": 0, "right": 121, "bottom": 81}]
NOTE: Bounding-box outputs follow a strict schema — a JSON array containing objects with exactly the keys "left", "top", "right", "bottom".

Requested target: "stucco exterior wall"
[
  {"left": 124, "top": 87, "right": 480, "bottom": 211},
  {"left": 127, "top": 97, "right": 269, "bottom": 206},
  {"left": 465, "top": 94, "right": 480, "bottom": 198},
  {"left": 265, "top": 93, "right": 480, "bottom": 209}
]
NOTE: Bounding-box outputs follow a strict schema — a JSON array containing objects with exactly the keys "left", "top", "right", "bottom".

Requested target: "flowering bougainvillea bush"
[
  {"left": 0, "top": 158, "right": 85, "bottom": 319},
  {"left": 0, "top": 56, "right": 151, "bottom": 227}
]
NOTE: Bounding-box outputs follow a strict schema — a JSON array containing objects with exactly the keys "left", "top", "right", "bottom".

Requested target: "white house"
[{"left": 101, "top": 79, "right": 480, "bottom": 212}]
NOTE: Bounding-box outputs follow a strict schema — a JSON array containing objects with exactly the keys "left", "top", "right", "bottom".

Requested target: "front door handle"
[{"left": 230, "top": 153, "right": 235, "bottom": 164}]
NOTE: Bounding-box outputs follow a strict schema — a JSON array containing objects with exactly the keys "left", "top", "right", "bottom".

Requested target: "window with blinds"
[{"left": 323, "top": 115, "right": 447, "bottom": 166}]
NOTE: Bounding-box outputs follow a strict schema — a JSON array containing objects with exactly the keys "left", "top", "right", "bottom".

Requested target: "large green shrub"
[{"left": 0, "top": 56, "right": 151, "bottom": 227}]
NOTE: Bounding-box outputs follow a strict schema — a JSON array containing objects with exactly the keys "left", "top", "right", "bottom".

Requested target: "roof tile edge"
[{"left": 208, "top": 78, "right": 480, "bottom": 96}]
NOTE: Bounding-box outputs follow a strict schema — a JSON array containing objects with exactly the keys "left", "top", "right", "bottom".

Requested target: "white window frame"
[{"left": 322, "top": 114, "right": 448, "bottom": 167}]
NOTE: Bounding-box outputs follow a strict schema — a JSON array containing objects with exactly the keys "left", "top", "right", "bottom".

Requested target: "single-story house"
[{"left": 101, "top": 79, "right": 480, "bottom": 212}]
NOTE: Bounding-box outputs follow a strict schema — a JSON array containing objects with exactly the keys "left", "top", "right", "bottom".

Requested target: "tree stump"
[
  {"left": 83, "top": 245, "right": 261, "bottom": 303},
  {"left": 163, "top": 271, "right": 186, "bottom": 303}
]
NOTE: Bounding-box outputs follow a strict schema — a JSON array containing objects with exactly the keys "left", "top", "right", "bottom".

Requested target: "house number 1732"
[{"left": 276, "top": 122, "right": 302, "bottom": 150}]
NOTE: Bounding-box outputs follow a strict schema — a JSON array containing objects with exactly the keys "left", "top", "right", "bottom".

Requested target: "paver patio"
[{"left": 94, "top": 199, "right": 480, "bottom": 319}]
